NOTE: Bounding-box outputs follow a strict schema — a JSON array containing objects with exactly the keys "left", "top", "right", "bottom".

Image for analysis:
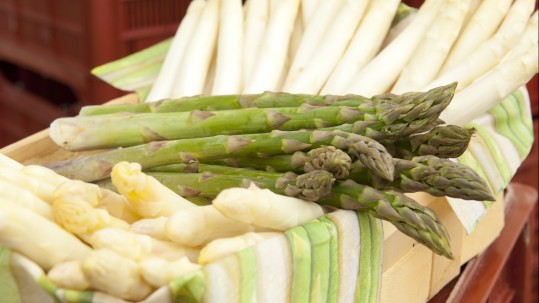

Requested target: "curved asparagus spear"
[
  {"left": 47, "top": 129, "right": 394, "bottom": 182},
  {"left": 125, "top": 169, "right": 452, "bottom": 259},
  {"left": 382, "top": 125, "right": 475, "bottom": 159},
  {"left": 77, "top": 83, "right": 455, "bottom": 116},
  {"left": 50, "top": 83, "right": 456, "bottom": 150}
]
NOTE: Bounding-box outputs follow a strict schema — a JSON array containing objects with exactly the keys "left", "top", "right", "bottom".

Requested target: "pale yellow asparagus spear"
[
  {"left": 212, "top": 183, "right": 325, "bottom": 231},
  {"left": 130, "top": 216, "right": 169, "bottom": 241},
  {"left": 111, "top": 161, "right": 196, "bottom": 218},
  {"left": 0, "top": 202, "right": 92, "bottom": 270},
  {"left": 88, "top": 227, "right": 199, "bottom": 262},
  {"left": 0, "top": 182, "right": 53, "bottom": 220},
  {"left": 211, "top": 0, "right": 244, "bottom": 94},
  {"left": 81, "top": 249, "right": 153, "bottom": 301},
  {"left": 165, "top": 205, "right": 258, "bottom": 247},
  {"left": 21, "top": 164, "right": 140, "bottom": 223},
  {"left": 47, "top": 260, "right": 90, "bottom": 291},
  {"left": 52, "top": 180, "right": 130, "bottom": 236}
]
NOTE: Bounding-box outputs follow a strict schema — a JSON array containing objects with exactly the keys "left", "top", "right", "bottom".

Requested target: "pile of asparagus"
[{"left": 47, "top": 83, "right": 494, "bottom": 259}]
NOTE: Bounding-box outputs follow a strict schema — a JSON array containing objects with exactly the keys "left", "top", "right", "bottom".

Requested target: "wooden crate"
[{"left": 0, "top": 93, "right": 506, "bottom": 302}]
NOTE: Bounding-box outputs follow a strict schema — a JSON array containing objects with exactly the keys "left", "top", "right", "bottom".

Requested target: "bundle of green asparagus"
[{"left": 45, "top": 83, "right": 495, "bottom": 260}]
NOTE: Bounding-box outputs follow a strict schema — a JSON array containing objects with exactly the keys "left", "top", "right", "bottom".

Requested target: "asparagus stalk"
[
  {"left": 51, "top": 83, "right": 456, "bottom": 151},
  {"left": 150, "top": 153, "right": 494, "bottom": 201},
  {"left": 50, "top": 105, "right": 373, "bottom": 150},
  {"left": 129, "top": 169, "right": 453, "bottom": 259},
  {"left": 78, "top": 82, "right": 454, "bottom": 116},
  {"left": 207, "top": 124, "right": 475, "bottom": 172},
  {"left": 48, "top": 129, "right": 394, "bottom": 182}
]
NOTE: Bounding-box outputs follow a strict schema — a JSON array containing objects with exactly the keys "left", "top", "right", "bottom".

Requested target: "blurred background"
[
  {"left": 0, "top": 0, "right": 190, "bottom": 146},
  {"left": 0, "top": 0, "right": 537, "bottom": 302}
]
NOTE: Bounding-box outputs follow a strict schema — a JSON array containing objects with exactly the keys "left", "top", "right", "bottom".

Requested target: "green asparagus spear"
[
  {"left": 202, "top": 151, "right": 493, "bottom": 201},
  {"left": 49, "top": 83, "right": 456, "bottom": 150},
  {"left": 348, "top": 156, "right": 494, "bottom": 201},
  {"left": 78, "top": 83, "right": 456, "bottom": 116},
  {"left": 117, "top": 168, "right": 452, "bottom": 259},
  {"left": 47, "top": 129, "right": 394, "bottom": 182},
  {"left": 382, "top": 125, "right": 475, "bottom": 159}
]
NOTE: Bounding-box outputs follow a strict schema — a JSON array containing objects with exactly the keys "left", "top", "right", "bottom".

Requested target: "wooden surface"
[
  {"left": 429, "top": 183, "right": 538, "bottom": 303},
  {"left": 0, "top": 93, "right": 508, "bottom": 302}
]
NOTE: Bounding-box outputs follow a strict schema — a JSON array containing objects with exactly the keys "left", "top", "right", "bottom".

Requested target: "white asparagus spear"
[
  {"left": 0, "top": 168, "right": 56, "bottom": 203},
  {"left": 426, "top": 5, "right": 536, "bottom": 92},
  {"left": 461, "top": 0, "right": 482, "bottom": 27},
  {"left": 165, "top": 205, "right": 256, "bottom": 247},
  {"left": 111, "top": 162, "right": 195, "bottom": 218},
  {"left": 15, "top": 164, "right": 140, "bottom": 223},
  {"left": 301, "top": 0, "right": 320, "bottom": 27},
  {"left": 346, "top": 0, "right": 443, "bottom": 96},
  {"left": 52, "top": 180, "right": 130, "bottom": 236},
  {"left": 212, "top": 183, "right": 325, "bottom": 231},
  {"left": 322, "top": 0, "right": 400, "bottom": 95},
  {"left": 211, "top": 0, "right": 244, "bottom": 94},
  {"left": 0, "top": 182, "right": 53, "bottom": 220},
  {"left": 440, "top": 42, "right": 538, "bottom": 126},
  {"left": 81, "top": 249, "right": 153, "bottom": 301},
  {"left": 145, "top": 0, "right": 206, "bottom": 102},
  {"left": 242, "top": 0, "right": 300, "bottom": 93},
  {"left": 88, "top": 227, "right": 199, "bottom": 262},
  {"left": 441, "top": 0, "right": 514, "bottom": 72},
  {"left": 171, "top": 0, "right": 220, "bottom": 98},
  {"left": 47, "top": 260, "right": 90, "bottom": 291},
  {"left": 130, "top": 216, "right": 169, "bottom": 241},
  {"left": 282, "top": 0, "right": 369, "bottom": 94},
  {"left": 391, "top": 0, "right": 472, "bottom": 93},
  {"left": 502, "top": 9, "right": 538, "bottom": 62},
  {"left": 288, "top": 8, "right": 304, "bottom": 64},
  {"left": 0, "top": 202, "right": 92, "bottom": 270},
  {"left": 281, "top": 0, "right": 343, "bottom": 88},
  {"left": 242, "top": 0, "right": 269, "bottom": 87}
]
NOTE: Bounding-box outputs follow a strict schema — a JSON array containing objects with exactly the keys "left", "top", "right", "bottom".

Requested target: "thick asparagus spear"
[
  {"left": 49, "top": 83, "right": 456, "bottom": 150},
  {"left": 47, "top": 129, "right": 394, "bottom": 182},
  {"left": 117, "top": 168, "right": 452, "bottom": 259},
  {"left": 382, "top": 125, "right": 475, "bottom": 159},
  {"left": 78, "top": 83, "right": 456, "bottom": 116}
]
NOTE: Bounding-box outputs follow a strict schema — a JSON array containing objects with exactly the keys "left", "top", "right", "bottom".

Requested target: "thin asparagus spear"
[
  {"left": 47, "top": 129, "right": 394, "bottom": 182},
  {"left": 116, "top": 169, "right": 452, "bottom": 259},
  {"left": 78, "top": 82, "right": 455, "bottom": 116}
]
